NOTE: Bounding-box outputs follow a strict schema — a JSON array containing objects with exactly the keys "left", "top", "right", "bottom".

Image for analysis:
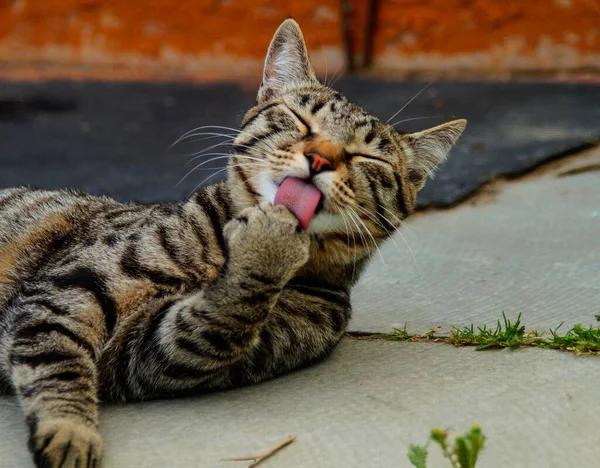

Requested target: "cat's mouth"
[{"left": 274, "top": 177, "right": 324, "bottom": 230}]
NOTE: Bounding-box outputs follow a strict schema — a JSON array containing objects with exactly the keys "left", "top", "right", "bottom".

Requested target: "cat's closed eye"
[
  {"left": 349, "top": 154, "right": 391, "bottom": 165},
  {"left": 285, "top": 107, "right": 312, "bottom": 136}
]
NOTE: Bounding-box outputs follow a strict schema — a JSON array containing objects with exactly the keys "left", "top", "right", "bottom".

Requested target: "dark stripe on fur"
[
  {"left": 53, "top": 267, "right": 118, "bottom": 334},
  {"left": 233, "top": 165, "right": 260, "bottom": 199},
  {"left": 288, "top": 276, "right": 348, "bottom": 295},
  {"left": 227, "top": 312, "right": 258, "bottom": 326},
  {"left": 286, "top": 284, "right": 348, "bottom": 307},
  {"left": 120, "top": 244, "right": 184, "bottom": 288},
  {"left": 393, "top": 172, "right": 410, "bottom": 218},
  {"left": 20, "top": 298, "right": 68, "bottom": 316},
  {"left": 201, "top": 330, "right": 232, "bottom": 354},
  {"left": 367, "top": 175, "right": 395, "bottom": 232},
  {"left": 194, "top": 192, "right": 226, "bottom": 254},
  {"left": 216, "top": 184, "right": 234, "bottom": 222},
  {"left": 38, "top": 394, "right": 96, "bottom": 406},
  {"left": 20, "top": 380, "right": 91, "bottom": 399},
  {"left": 157, "top": 225, "right": 191, "bottom": 273},
  {"left": 311, "top": 101, "right": 326, "bottom": 114},
  {"left": 299, "top": 94, "right": 310, "bottom": 106},
  {"left": 364, "top": 129, "right": 376, "bottom": 144},
  {"left": 287, "top": 108, "right": 312, "bottom": 135},
  {"left": 47, "top": 370, "right": 83, "bottom": 382},
  {"left": 378, "top": 136, "right": 391, "bottom": 152},
  {"left": 242, "top": 290, "right": 279, "bottom": 308},
  {"left": 161, "top": 359, "right": 212, "bottom": 380},
  {"left": 9, "top": 350, "right": 78, "bottom": 368},
  {"left": 143, "top": 299, "right": 177, "bottom": 351},
  {"left": 14, "top": 323, "right": 95, "bottom": 358},
  {"left": 104, "top": 206, "right": 144, "bottom": 221},
  {"left": 175, "top": 336, "right": 204, "bottom": 357},
  {"left": 55, "top": 408, "right": 96, "bottom": 426},
  {"left": 240, "top": 102, "right": 281, "bottom": 130},
  {"left": 248, "top": 272, "right": 277, "bottom": 285}
]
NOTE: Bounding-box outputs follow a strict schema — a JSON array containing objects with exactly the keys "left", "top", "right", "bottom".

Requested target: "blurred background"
[
  {"left": 1, "top": 0, "right": 599, "bottom": 208},
  {"left": 1, "top": 0, "right": 599, "bottom": 80}
]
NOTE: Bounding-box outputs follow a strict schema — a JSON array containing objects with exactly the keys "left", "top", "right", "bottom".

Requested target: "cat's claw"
[{"left": 29, "top": 418, "right": 103, "bottom": 468}]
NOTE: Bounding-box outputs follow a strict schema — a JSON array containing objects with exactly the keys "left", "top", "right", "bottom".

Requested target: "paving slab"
[
  {"left": 1, "top": 340, "right": 599, "bottom": 468},
  {"left": 350, "top": 148, "right": 600, "bottom": 334},
  {"left": 1, "top": 79, "right": 599, "bottom": 208}
]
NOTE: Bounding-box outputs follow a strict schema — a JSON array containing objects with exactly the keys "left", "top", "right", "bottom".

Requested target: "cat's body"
[{"left": 0, "top": 20, "right": 465, "bottom": 468}]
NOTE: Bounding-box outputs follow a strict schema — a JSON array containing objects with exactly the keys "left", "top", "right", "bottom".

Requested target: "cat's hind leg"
[{"left": 5, "top": 296, "right": 104, "bottom": 468}]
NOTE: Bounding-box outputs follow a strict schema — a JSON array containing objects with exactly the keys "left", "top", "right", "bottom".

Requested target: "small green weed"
[
  {"left": 449, "top": 313, "right": 544, "bottom": 350},
  {"left": 543, "top": 322, "right": 600, "bottom": 354},
  {"left": 449, "top": 312, "right": 600, "bottom": 354},
  {"left": 376, "top": 313, "right": 600, "bottom": 356},
  {"left": 408, "top": 425, "right": 486, "bottom": 468},
  {"left": 383, "top": 324, "right": 437, "bottom": 342}
]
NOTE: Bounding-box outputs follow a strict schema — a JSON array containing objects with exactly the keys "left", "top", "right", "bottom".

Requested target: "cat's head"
[{"left": 228, "top": 19, "right": 465, "bottom": 245}]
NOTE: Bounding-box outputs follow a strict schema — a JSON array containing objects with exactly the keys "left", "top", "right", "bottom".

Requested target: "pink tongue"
[{"left": 274, "top": 177, "right": 322, "bottom": 230}]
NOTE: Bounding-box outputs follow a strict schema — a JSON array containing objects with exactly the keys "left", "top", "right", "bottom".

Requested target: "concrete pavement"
[
  {"left": 1, "top": 342, "right": 599, "bottom": 468},
  {"left": 351, "top": 146, "right": 600, "bottom": 335},
  {"left": 1, "top": 147, "right": 599, "bottom": 467}
]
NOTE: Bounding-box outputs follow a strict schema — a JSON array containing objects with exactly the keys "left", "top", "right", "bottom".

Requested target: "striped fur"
[{"left": 0, "top": 19, "right": 465, "bottom": 468}]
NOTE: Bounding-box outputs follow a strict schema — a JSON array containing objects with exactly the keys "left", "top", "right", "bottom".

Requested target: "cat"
[{"left": 0, "top": 19, "right": 465, "bottom": 468}]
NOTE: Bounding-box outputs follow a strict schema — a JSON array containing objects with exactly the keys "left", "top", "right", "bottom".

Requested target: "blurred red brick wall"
[{"left": 0, "top": 0, "right": 598, "bottom": 80}]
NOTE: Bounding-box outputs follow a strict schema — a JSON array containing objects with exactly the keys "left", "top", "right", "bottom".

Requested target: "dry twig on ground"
[{"left": 222, "top": 435, "right": 296, "bottom": 467}]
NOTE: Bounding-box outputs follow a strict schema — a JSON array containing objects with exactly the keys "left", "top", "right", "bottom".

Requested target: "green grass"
[
  {"left": 408, "top": 425, "right": 486, "bottom": 468},
  {"left": 396, "top": 316, "right": 599, "bottom": 467},
  {"left": 382, "top": 324, "right": 437, "bottom": 342},
  {"left": 381, "top": 313, "right": 600, "bottom": 355}
]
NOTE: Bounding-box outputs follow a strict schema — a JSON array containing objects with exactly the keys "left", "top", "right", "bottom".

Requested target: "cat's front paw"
[
  {"left": 28, "top": 418, "right": 103, "bottom": 468},
  {"left": 224, "top": 202, "right": 310, "bottom": 283}
]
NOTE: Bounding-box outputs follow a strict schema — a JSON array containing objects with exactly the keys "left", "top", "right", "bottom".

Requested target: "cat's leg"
[
  {"left": 5, "top": 295, "right": 104, "bottom": 468},
  {"left": 101, "top": 203, "right": 351, "bottom": 400}
]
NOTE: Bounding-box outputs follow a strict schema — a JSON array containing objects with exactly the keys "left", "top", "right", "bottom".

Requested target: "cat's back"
[
  {"left": 0, "top": 187, "right": 112, "bottom": 248},
  {"left": 0, "top": 187, "right": 116, "bottom": 307}
]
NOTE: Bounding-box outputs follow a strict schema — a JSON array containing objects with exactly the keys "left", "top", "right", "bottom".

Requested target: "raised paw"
[
  {"left": 224, "top": 202, "right": 310, "bottom": 283},
  {"left": 29, "top": 418, "right": 103, "bottom": 468}
]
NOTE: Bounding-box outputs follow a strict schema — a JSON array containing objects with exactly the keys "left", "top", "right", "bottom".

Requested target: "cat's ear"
[
  {"left": 257, "top": 19, "right": 318, "bottom": 103},
  {"left": 404, "top": 119, "right": 466, "bottom": 190}
]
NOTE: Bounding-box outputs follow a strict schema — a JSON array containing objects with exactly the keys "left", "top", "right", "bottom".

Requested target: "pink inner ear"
[{"left": 274, "top": 177, "right": 322, "bottom": 230}]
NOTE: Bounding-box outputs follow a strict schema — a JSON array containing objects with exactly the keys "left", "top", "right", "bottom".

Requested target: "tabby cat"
[{"left": 0, "top": 19, "right": 465, "bottom": 468}]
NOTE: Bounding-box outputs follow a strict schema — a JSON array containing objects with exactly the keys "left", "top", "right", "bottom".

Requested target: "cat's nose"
[{"left": 305, "top": 151, "right": 333, "bottom": 175}]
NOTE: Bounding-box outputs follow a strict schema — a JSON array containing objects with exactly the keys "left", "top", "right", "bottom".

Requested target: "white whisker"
[
  {"left": 340, "top": 209, "right": 361, "bottom": 290},
  {"left": 185, "top": 152, "right": 262, "bottom": 166},
  {"left": 185, "top": 162, "right": 262, "bottom": 202},
  {"left": 175, "top": 132, "right": 237, "bottom": 145},
  {"left": 337, "top": 210, "right": 353, "bottom": 266},
  {"left": 171, "top": 124, "right": 260, "bottom": 149},
  {"left": 184, "top": 152, "right": 235, "bottom": 167},
  {"left": 185, "top": 166, "right": 230, "bottom": 200},
  {"left": 178, "top": 134, "right": 236, "bottom": 146},
  {"left": 183, "top": 143, "right": 236, "bottom": 162},
  {"left": 327, "top": 61, "right": 344, "bottom": 88},
  {"left": 171, "top": 127, "right": 236, "bottom": 148},
  {"left": 359, "top": 204, "right": 421, "bottom": 276},
  {"left": 377, "top": 204, "right": 419, "bottom": 236},
  {"left": 386, "top": 81, "right": 437, "bottom": 124},
  {"left": 185, "top": 153, "right": 264, "bottom": 168},
  {"left": 390, "top": 116, "right": 440, "bottom": 128},
  {"left": 177, "top": 155, "right": 265, "bottom": 187},
  {"left": 349, "top": 208, "right": 391, "bottom": 280},
  {"left": 191, "top": 162, "right": 266, "bottom": 172}
]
